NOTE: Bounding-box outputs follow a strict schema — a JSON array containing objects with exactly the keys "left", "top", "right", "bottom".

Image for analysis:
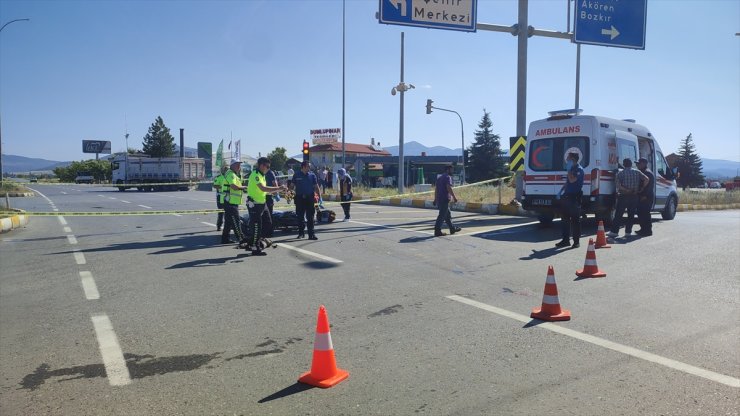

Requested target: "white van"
[{"left": 521, "top": 110, "right": 678, "bottom": 225}]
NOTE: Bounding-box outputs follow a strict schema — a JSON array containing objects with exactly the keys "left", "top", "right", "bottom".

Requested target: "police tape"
[
  {"left": 0, "top": 209, "right": 223, "bottom": 217},
  {"left": 316, "top": 175, "right": 513, "bottom": 207},
  {"left": 25, "top": 181, "right": 211, "bottom": 187},
  {"left": 4, "top": 176, "right": 514, "bottom": 216}
]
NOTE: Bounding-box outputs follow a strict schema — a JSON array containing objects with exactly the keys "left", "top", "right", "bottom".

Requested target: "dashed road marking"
[
  {"left": 91, "top": 314, "right": 131, "bottom": 386},
  {"left": 53, "top": 208, "right": 59, "bottom": 212},
  {"left": 67, "top": 235, "right": 78, "bottom": 245},
  {"left": 171, "top": 213, "right": 182, "bottom": 217},
  {"left": 201, "top": 222, "right": 217, "bottom": 227},
  {"left": 63, "top": 226, "right": 72, "bottom": 233},
  {"left": 58, "top": 216, "right": 67, "bottom": 225},
  {"left": 79, "top": 271, "right": 100, "bottom": 300},
  {"left": 456, "top": 221, "right": 539, "bottom": 237},
  {"left": 120, "top": 200, "right": 131, "bottom": 204},
  {"left": 108, "top": 197, "right": 117, "bottom": 200},
  {"left": 137, "top": 205, "right": 152, "bottom": 209},
  {"left": 61, "top": 191, "right": 67, "bottom": 195},
  {"left": 275, "top": 243, "right": 343, "bottom": 264},
  {"left": 73, "top": 250, "right": 86, "bottom": 265},
  {"left": 446, "top": 295, "right": 740, "bottom": 389}
]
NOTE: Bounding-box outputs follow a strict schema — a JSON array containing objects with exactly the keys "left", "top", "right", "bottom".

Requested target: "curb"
[
  {"left": 677, "top": 203, "right": 740, "bottom": 211},
  {"left": 321, "top": 194, "right": 538, "bottom": 216},
  {"left": 0, "top": 209, "right": 30, "bottom": 233}
]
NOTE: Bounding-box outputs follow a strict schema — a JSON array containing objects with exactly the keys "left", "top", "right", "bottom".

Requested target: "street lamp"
[
  {"left": 425, "top": 99, "right": 465, "bottom": 184},
  {"left": 0, "top": 18, "right": 30, "bottom": 186}
]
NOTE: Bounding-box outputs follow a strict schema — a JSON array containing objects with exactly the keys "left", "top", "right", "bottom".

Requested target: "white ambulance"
[{"left": 521, "top": 110, "right": 679, "bottom": 225}]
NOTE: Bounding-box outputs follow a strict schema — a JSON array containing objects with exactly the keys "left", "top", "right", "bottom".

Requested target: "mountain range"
[{"left": 4, "top": 149, "right": 739, "bottom": 179}]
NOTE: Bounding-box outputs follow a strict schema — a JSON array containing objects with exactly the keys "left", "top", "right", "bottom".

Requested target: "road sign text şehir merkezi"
[{"left": 379, "top": 0, "right": 477, "bottom": 33}]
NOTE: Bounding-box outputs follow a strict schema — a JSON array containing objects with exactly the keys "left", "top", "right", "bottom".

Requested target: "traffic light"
[
  {"left": 302, "top": 140, "right": 310, "bottom": 162},
  {"left": 426, "top": 99, "right": 433, "bottom": 114}
]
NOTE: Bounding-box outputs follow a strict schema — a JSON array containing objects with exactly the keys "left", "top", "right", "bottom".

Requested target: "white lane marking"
[
  {"left": 61, "top": 191, "right": 67, "bottom": 195},
  {"left": 67, "top": 235, "right": 78, "bottom": 245},
  {"left": 90, "top": 314, "right": 132, "bottom": 386},
  {"left": 53, "top": 208, "right": 59, "bottom": 212},
  {"left": 98, "top": 195, "right": 105, "bottom": 198},
  {"left": 171, "top": 213, "right": 182, "bottom": 217},
  {"left": 137, "top": 205, "right": 152, "bottom": 209},
  {"left": 120, "top": 200, "right": 131, "bottom": 204},
  {"left": 26, "top": 186, "right": 54, "bottom": 204},
  {"left": 108, "top": 197, "right": 117, "bottom": 200},
  {"left": 79, "top": 271, "right": 100, "bottom": 300},
  {"left": 73, "top": 250, "right": 86, "bottom": 265},
  {"left": 58, "top": 216, "right": 68, "bottom": 225},
  {"left": 446, "top": 295, "right": 740, "bottom": 388},
  {"left": 201, "top": 222, "right": 217, "bottom": 227},
  {"left": 456, "top": 221, "right": 540, "bottom": 237},
  {"left": 63, "top": 226, "right": 72, "bottom": 233},
  {"left": 274, "top": 243, "right": 343, "bottom": 264},
  {"left": 348, "top": 219, "right": 434, "bottom": 235}
]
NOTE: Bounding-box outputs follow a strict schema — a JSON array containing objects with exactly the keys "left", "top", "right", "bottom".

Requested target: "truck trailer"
[{"left": 111, "top": 154, "right": 205, "bottom": 191}]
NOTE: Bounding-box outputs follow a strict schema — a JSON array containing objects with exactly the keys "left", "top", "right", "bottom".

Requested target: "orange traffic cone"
[
  {"left": 531, "top": 266, "right": 571, "bottom": 321},
  {"left": 594, "top": 220, "right": 611, "bottom": 249},
  {"left": 576, "top": 238, "right": 607, "bottom": 278},
  {"left": 298, "top": 305, "right": 349, "bottom": 388}
]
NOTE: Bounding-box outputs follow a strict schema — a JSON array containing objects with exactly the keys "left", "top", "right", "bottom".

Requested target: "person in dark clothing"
[
  {"left": 290, "top": 161, "right": 322, "bottom": 240},
  {"left": 337, "top": 168, "right": 352, "bottom": 221},
  {"left": 555, "top": 152, "right": 584, "bottom": 249},
  {"left": 636, "top": 157, "right": 655, "bottom": 236},
  {"left": 433, "top": 165, "right": 461, "bottom": 237},
  {"left": 608, "top": 158, "right": 649, "bottom": 237},
  {"left": 263, "top": 167, "right": 279, "bottom": 238}
]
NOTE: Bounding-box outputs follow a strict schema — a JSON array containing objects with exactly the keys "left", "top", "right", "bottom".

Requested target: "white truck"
[
  {"left": 111, "top": 154, "right": 205, "bottom": 191},
  {"left": 521, "top": 110, "right": 679, "bottom": 225}
]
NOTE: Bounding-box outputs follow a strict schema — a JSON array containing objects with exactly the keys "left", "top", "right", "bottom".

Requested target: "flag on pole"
[
  {"left": 234, "top": 140, "right": 241, "bottom": 163},
  {"left": 215, "top": 140, "right": 223, "bottom": 171}
]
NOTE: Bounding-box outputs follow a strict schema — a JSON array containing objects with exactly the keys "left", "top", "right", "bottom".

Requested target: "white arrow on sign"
[
  {"left": 601, "top": 25, "right": 620, "bottom": 40},
  {"left": 388, "top": 0, "right": 407, "bottom": 17}
]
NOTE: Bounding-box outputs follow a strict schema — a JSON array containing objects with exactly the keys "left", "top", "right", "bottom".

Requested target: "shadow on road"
[
  {"left": 258, "top": 382, "right": 315, "bottom": 403},
  {"left": 166, "top": 254, "right": 248, "bottom": 269},
  {"left": 50, "top": 234, "right": 221, "bottom": 256}
]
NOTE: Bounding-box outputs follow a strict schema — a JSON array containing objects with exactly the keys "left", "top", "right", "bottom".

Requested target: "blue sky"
[{"left": 1, "top": 0, "right": 738, "bottom": 162}]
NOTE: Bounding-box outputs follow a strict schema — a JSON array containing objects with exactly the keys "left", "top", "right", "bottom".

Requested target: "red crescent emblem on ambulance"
[{"left": 532, "top": 145, "right": 548, "bottom": 168}]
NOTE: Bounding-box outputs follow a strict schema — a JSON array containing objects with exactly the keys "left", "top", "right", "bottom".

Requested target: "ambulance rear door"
[{"left": 524, "top": 119, "right": 592, "bottom": 208}]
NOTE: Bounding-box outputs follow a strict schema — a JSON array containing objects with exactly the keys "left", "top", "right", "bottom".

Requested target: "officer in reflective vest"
[
  {"left": 245, "top": 157, "right": 285, "bottom": 255},
  {"left": 221, "top": 159, "right": 247, "bottom": 245},
  {"left": 212, "top": 165, "right": 228, "bottom": 231}
]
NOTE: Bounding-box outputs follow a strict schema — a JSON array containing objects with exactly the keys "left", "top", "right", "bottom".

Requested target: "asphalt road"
[{"left": 1, "top": 184, "right": 738, "bottom": 415}]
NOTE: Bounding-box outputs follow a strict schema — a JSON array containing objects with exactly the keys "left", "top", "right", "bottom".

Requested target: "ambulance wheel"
[
  {"left": 537, "top": 213, "right": 554, "bottom": 226},
  {"left": 661, "top": 195, "right": 677, "bottom": 220}
]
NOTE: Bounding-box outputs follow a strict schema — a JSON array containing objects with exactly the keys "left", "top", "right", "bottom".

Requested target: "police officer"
[
  {"left": 636, "top": 157, "right": 655, "bottom": 236},
  {"left": 212, "top": 166, "right": 228, "bottom": 231},
  {"left": 555, "top": 152, "right": 584, "bottom": 249},
  {"left": 246, "top": 157, "right": 285, "bottom": 255},
  {"left": 290, "top": 161, "right": 321, "bottom": 240},
  {"left": 263, "top": 165, "right": 279, "bottom": 238},
  {"left": 221, "top": 159, "right": 248, "bottom": 245}
]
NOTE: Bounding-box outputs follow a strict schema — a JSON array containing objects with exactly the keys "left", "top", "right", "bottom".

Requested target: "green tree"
[
  {"left": 467, "top": 109, "right": 505, "bottom": 182},
  {"left": 142, "top": 116, "right": 175, "bottom": 157},
  {"left": 53, "top": 159, "right": 111, "bottom": 183},
  {"left": 676, "top": 133, "right": 705, "bottom": 189},
  {"left": 267, "top": 147, "right": 288, "bottom": 172}
]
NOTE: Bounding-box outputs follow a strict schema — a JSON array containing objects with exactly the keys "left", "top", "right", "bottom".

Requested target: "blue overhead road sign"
[
  {"left": 379, "top": 0, "right": 477, "bottom": 33},
  {"left": 574, "top": 0, "right": 647, "bottom": 49}
]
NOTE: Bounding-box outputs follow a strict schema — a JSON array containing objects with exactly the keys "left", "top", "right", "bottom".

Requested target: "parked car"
[
  {"left": 29, "top": 176, "right": 38, "bottom": 183},
  {"left": 75, "top": 171, "right": 94, "bottom": 184}
]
